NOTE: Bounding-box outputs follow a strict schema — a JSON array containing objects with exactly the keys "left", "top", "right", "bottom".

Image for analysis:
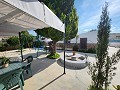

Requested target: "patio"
[{"left": 0, "top": 47, "right": 119, "bottom": 90}]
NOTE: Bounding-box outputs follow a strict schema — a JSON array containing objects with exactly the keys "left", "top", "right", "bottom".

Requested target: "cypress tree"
[{"left": 88, "top": 2, "right": 120, "bottom": 90}]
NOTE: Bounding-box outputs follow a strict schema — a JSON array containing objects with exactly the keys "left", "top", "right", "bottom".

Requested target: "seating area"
[
  {"left": 0, "top": 0, "right": 120, "bottom": 90},
  {"left": 0, "top": 55, "right": 34, "bottom": 90},
  {"left": 60, "top": 53, "right": 88, "bottom": 69},
  {"left": 0, "top": 66, "right": 24, "bottom": 90}
]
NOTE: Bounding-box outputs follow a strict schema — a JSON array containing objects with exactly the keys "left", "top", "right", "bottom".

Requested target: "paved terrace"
[{"left": 0, "top": 47, "right": 120, "bottom": 90}]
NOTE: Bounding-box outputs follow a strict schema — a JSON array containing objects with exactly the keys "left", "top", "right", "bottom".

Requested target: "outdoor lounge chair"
[{"left": 23, "top": 56, "right": 33, "bottom": 77}]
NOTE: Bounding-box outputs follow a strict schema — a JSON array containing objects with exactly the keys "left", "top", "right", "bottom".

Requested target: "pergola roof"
[{"left": 0, "top": 0, "right": 65, "bottom": 36}]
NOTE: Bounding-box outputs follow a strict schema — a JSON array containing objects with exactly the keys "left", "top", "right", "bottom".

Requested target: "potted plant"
[
  {"left": 72, "top": 51, "right": 76, "bottom": 55},
  {"left": 1, "top": 56, "right": 10, "bottom": 68}
]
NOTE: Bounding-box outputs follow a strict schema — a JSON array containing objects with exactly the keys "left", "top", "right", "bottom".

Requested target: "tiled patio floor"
[{"left": 0, "top": 47, "right": 120, "bottom": 90}]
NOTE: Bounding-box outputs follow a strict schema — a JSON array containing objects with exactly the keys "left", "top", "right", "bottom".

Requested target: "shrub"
[
  {"left": 86, "top": 48, "right": 96, "bottom": 54},
  {"left": 3, "top": 43, "right": 9, "bottom": 47},
  {"left": 79, "top": 48, "right": 96, "bottom": 54},
  {"left": 0, "top": 43, "right": 10, "bottom": 51},
  {"left": 88, "top": 85, "right": 104, "bottom": 90},
  {"left": 79, "top": 49, "right": 86, "bottom": 52},
  {"left": 0, "top": 43, "right": 4, "bottom": 51},
  {"left": 33, "top": 41, "right": 44, "bottom": 48},
  {"left": 88, "top": 85, "right": 97, "bottom": 90},
  {"left": 21, "top": 32, "right": 34, "bottom": 48},
  {"left": 47, "top": 53, "right": 60, "bottom": 59},
  {"left": 6, "top": 36, "right": 19, "bottom": 46},
  {"left": 0, "top": 56, "right": 10, "bottom": 65},
  {"left": 73, "top": 44, "right": 79, "bottom": 51}
]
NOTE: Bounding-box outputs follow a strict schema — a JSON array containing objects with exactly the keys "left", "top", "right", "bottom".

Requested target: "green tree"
[
  {"left": 65, "top": 6, "right": 78, "bottom": 40},
  {"left": 88, "top": 2, "right": 120, "bottom": 90},
  {"left": 36, "top": 0, "right": 78, "bottom": 55},
  {"left": 96, "top": 2, "right": 111, "bottom": 89},
  {"left": 21, "top": 31, "right": 34, "bottom": 48},
  {"left": 7, "top": 36, "right": 19, "bottom": 46}
]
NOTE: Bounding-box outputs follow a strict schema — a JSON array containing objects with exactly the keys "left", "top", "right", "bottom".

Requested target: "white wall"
[
  {"left": 70, "top": 30, "right": 98, "bottom": 43},
  {"left": 109, "top": 33, "right": 120, "bottom": 40},
  {"left": 57, "top": 30, "right": 120, "bottom": 44}
]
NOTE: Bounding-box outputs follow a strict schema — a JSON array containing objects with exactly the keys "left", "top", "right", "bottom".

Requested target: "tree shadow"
[
  {"left": 8, "top": 51, "right": 46, "bottom": 61},
  {"left": 23, "top": 56, "right": 56, "bottom": 80},
  {"left": 39, "top": 73, "right": 64, "bottom": 90},
  {"left": 22, "top": 52, "right": 47, "bottom": 59}
]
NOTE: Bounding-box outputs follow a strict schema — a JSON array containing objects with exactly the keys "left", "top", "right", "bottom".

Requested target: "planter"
[
  {"left": 72, "top": 51, "right": 76, "bottom": 55},
  {"left": 3, "top": 63, "right": 9, "bottom": 68}
]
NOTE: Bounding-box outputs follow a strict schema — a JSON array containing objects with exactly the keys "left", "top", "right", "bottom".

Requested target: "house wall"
[
  {"left": 70, "top": 30, "right": 98, "bottom": 44},
  {"left": 70, "top": 31, "right": 120, "bottom": 44},
  {"left": 57, "top": 30, "right": 120, "bottom": 48}
]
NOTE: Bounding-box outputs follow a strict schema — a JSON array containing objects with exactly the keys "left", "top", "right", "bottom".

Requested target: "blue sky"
[
  {"left": 29, "top": 0, "right": 120, "bottom": 35},
  {"left": 74, "top": 0, "right": 120, "bottom": 34}
]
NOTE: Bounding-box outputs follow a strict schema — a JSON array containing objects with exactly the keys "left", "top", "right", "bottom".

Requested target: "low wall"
[{"left": 60, "top": 56, "right": 88, "bottom": 69}]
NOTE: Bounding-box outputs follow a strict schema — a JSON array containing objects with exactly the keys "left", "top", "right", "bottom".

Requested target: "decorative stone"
[{"left": 79, "top": 56, "right": 85, "bottom": 60}]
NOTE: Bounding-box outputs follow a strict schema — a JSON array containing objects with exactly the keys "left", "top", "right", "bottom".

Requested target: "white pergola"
[
  {"left": 0, "top": 0, "right": 65, "bottom": 35},
  {"left": 0, "top": 0, "right": 66, "bottom": 73}
]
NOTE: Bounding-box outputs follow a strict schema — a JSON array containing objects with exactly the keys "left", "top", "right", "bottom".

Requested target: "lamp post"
[
  {"left": 19, "top": 32, "right": 23, "bottom": 62},
  {"left": 63, "top": 24, "right": 66, "bottom": 74}
]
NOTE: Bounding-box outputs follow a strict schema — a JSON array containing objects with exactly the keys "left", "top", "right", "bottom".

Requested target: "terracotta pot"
[
  {"left": 3, "top": 63, "right": 9, "bottom": 68},
  {"left": 72, "top": 51, "right": 76, "bottom": 55}
]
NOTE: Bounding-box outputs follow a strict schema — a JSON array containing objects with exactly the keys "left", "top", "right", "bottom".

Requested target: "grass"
[{"left": 47, "top": 53, "right": 60, "bottom": 59}]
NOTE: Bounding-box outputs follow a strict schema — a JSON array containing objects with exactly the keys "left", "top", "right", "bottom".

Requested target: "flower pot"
[{"left": 3, "top": 63, "right": 9, "bottom": 68}]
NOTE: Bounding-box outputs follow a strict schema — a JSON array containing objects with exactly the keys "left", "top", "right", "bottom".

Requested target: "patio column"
[
  {"left": 19, "top": 32, "right": 23, "bottom": 62},
  {"left": 63, "top": 24, "right": 66, "bottom": 74}
]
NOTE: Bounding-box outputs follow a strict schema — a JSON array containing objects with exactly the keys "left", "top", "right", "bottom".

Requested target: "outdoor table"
[{"left": 0, "top": 61, "right": 26, "bottom": 89}]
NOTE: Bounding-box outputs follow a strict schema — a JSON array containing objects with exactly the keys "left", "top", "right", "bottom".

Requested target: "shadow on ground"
[
  {"left": 22, "top": 52, "right": 47, "bottom": 59},
  {"left": 24, "top": 57, "right": 56, "bottom": 80},
  {"left": 39, "top": 73, "right": 64, "bottom": 90}
]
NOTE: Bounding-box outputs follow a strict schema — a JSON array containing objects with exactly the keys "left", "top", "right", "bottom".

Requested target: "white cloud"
[
  {"left": 81, "top": 0, "right": 89, "bottom": 9},
  {"left": 78, "top": 0, "right": 120, "bottom": 33},
  {"left": 80, "top": 12, "right": 101, "bottom": 29},
  {"left": 108, "top": 0, "right": 120, "bottom": 17},
  {"left": 111, "top": 25, "right": 120, "bottom": 33},
  {"left": 83, "top": 29, "right": 89, "bottom": 32},
  {"left": 111, "top": 26, "right": 116, "bottom": 32}
]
